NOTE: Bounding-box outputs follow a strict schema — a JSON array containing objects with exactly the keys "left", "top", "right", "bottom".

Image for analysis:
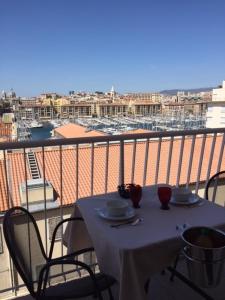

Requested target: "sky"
[{"left": 0, "top": 0, "right": 225, "bottom": 96}]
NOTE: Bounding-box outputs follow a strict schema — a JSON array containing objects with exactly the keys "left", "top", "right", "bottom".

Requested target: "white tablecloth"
[{"left": 63, "top": 186, "right": 225, "bottom": 300}]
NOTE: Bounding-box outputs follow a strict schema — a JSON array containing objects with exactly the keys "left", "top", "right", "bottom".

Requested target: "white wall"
[
  {"left": 206, "top": 104, "right": 225, "bottom": 128},
  {"left": 212, "top": 81, "right": 225, "bottom": 102}
]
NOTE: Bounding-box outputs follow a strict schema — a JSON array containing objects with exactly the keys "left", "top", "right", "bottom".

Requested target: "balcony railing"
[{"left": 1, "top": 127, "right": 225, "bottom": 298}]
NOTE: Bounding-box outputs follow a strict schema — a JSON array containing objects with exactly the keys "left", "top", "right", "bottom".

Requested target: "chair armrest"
[
  {"left": 49, "top": 217, "right": 84, "bottom": 258},
  {"left": 37, "top": 259, "right": 100, "bottom": 298}
]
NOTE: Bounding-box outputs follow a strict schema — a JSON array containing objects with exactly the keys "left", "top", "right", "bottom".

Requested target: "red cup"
[
  {"left": 158, "top": 186, "right": 172, "bottom": 210},
  {"left": 130, "top": 185, "right": 142, "bottom": 208}
]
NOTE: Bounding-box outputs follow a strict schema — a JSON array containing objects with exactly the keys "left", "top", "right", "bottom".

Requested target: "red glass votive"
[
  {"left": 157, "top": 186, "right": 172, "bottom": 210},
  {"left": 130, "top": 185, "right": 142, "bottom": 208}
]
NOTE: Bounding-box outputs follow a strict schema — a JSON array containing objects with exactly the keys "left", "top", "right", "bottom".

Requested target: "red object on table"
[
  {"left": 157, "top": 186, "right": 172, "bottom": 210},
  {"left": 130, "top": 184, "right": 142, "bottom": 208}
]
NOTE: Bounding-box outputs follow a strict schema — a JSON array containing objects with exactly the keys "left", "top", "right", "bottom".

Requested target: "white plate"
[
  {"left": 170, "top": 194, "right": 200, "bottom": 206},
  {"left": 96, "top": 207, "right": 136, "bottom": 221}
]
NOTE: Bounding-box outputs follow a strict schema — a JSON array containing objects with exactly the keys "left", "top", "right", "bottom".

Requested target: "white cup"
[{"left": 106, "top": 199, "right": 129, "bottom": 217}]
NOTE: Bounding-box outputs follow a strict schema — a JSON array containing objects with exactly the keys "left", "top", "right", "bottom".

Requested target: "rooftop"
[
  {"left": 122, "top": 128, "right": 152, "bottom": 135},
  {"left": 0, "top": 121, "right": 12, "bottom": 142},
  {"left": 53, "top": 123, "right": 107, "bottom": 138}
]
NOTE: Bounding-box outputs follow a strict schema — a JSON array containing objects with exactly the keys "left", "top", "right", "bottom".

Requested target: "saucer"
[
  {"left": 96, "top": 207, "right": 136, "bottom": 221},
  {"left": 170, "top": 194, "right": 200, "bottom": 206}
]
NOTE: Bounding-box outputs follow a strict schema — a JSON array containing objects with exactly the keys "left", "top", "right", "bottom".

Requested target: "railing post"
[{"left": 120, "top": 140, "right": 125, "bottom": 185}]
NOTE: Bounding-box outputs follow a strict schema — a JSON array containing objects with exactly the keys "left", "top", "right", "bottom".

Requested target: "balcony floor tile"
[{"left": 14, "top": 264, "right": 225, "bottom": 300}]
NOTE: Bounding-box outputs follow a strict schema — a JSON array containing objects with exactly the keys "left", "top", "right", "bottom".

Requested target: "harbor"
[
  {"left": 76, "top": 113, "right": 205, "bottom": 135},
  {"left": 16, "top": 113, "right": 206, "bottom": 141},
  {"left": 17, "top": 121, "right": 54, "bottom": 141}
]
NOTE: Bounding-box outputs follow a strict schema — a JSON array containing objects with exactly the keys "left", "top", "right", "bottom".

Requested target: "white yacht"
[
  {"left": 29, "top": 121, "right": 43, "bottom": 128},
  {"left": 49, "top": 120, "right": 61, "bottom": 128}
]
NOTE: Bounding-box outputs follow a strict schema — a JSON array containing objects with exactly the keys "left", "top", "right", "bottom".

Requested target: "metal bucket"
[{"left": 182, "top": 226, "right": 225, "bottom": 288}]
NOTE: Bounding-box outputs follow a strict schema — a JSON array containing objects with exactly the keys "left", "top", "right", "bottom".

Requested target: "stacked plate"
[
  {"left": 96, "top": 206, "right": 136, "bottom": 221},
  {"left": 170, "top": 187, "right": 200, "bottom": 206},
  {"left": 96, "top": 199, "right": 136, "bottom": 220}
]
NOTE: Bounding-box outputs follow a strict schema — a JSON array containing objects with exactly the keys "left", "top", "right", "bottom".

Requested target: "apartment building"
[
  {"left": 59, "top": 103, "right": 92, "bottom": 118},
  {"left": 127, "top": 92, "right": 161, "bottom": 102},
  {"left": 11, "top": 90, "right": 165, "bottom": 120},
  {"left": 206, "top": 81, "right": 225, "bottom": 128},
  {"left": 0, "top": 114, "right": 17, "bottom": 141},
  {"left": 97, "top": 103, "right": 129, "bottom": 117},
  {"left": 15, "top": 104, "right": 55, "bottom": 120},
  {"left": 164, "top": 102, "right": 208, "bottom": 116},
  {"left": 133, "top": 102, "right": 161, "bottom": 115}
]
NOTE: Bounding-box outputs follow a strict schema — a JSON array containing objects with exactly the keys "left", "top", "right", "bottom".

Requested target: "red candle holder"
[
  {"left": 158, "top": 186, "right": 172, "bottom": 210},
  {"left": 130, "top": 184, "right": 142, "bottom": 208}
]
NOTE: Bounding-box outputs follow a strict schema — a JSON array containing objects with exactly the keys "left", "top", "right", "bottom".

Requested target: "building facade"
[{"left": 206, "top": 81, "right": 225, "bottom": 128}]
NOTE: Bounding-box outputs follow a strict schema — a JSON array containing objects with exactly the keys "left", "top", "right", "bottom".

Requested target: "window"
[
  {"left": 0, "top": 227, "right": 3, "bottom": 254},
  {"left": 48, "top": 217, "right": 62, "bottom": 241}
]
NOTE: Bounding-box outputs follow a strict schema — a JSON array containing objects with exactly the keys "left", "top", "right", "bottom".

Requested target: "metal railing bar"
[
  {"left": 216, "top": 132, "right": 225, "bottom": 173},
  {"left": 176, "top": 136, "right": 185, "bottom": 187},
  {"left": 90, "top": 143, "right": 94, "bottom": 196},
  {"left": 8, "top": 255, "right": 15, "bottom": 294},
  {"left": 186, "top": 135, "right": 196, "bottom": 187},
  {"left": 204, "top": 133, "right": 217, "bottom": 195},
  {"left": 42, "top": 147, "right": 48, "bottom": 255},
  {"left": 212, "top": 133, "right": 225, "bottom": 202},
  {"left": 143, "top": 139, "right": 149, "bottom": 186},
  {"left": 155, "top": 137, "right": 162, "bottom": 184},
  {"left": 76, "top": 144, "right": 79, "bottom": 201},
  {"left": 131, "top": 139, "right": 137, "bottom": 183},
  {"left": 3, "top": 150, "right": 11, "bottom": 209},
  {"left": 119, "top": 140, "right": 125, "bottom": 185},
  {"left": 1, "top": 128, "right": 225, "bottom": 150},
  {"left": 211, "top": 177, "right": 219, "bottom": 203},
  {"left": 166, "top": 137, "right": 174, "bottom": 184},
  {"left": 59, "top": 145, "right": 65, "bottom": 281},
  {"left": 23, "top": 149, "right": 29, "bottom": 212},
  {"left": 195, "top": 134, "right": 207, "bottom": 194},
  {"left": 105, "top": 142, "right": 109, "bottom": 193},
  {"left": 23, "top": 148, "right": 31, "bottom": 296}
]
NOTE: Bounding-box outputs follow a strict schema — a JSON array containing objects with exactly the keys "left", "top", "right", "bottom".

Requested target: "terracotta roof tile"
[
  {"left": 0, "top": 161, "right": 8, "bottom": 211},
  {"left": 53, "top": 123, "right": 106, "bottom": 139},
  {"left": 122, "top": 129, "right": 152, "bottom": 135},
  {"left": 0, "top": 122, "right": 12, "bottom": 142},
  {"left": 1, "top": 135, "right": 225, "bottom": 212}
]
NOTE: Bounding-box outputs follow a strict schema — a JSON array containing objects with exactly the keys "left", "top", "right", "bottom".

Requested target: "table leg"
[{"left": 144, "top": 278, "right": 151, "bottom": 294}]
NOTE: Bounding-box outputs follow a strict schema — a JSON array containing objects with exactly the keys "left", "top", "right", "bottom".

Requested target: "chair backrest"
[
  {"left": 3, "top": 206, "right": 47, "bottom": 297},
  {"left": 205, "top": 171, "right": 225, "bottom": 205}
]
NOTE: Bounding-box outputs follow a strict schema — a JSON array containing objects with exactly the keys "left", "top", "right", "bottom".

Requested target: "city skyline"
[{"left": 1, "top": 0, "right": 225, "bottom": 96}]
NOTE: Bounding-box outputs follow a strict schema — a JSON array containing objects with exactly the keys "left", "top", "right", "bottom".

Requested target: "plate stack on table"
[{"left": 170, "top": 187, "right": 200, "bottom": 206}]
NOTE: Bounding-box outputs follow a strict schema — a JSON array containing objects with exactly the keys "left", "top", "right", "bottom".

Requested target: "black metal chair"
[
  {"left": 205, "top": 170, "right": 225, "bottom": 205},
  {"left": 3, "top": 206, "right": 115, "bottom": 300}
]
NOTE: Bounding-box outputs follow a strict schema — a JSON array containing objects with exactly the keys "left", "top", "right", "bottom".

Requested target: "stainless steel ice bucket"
[{"left": 182, "top": 226, "right": 225, "bottom": 288}]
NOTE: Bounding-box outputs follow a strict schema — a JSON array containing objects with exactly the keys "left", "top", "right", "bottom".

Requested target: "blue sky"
[{"left": 1, "top": 0, "right": 225, "bottom": 96}]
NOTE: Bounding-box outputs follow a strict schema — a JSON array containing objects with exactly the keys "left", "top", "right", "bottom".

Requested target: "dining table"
[{"left": 63, "top": 185, "right": 225, "bottom": 300}]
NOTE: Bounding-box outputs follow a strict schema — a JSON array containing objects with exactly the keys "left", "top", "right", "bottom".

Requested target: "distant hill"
[{"left": 160, "top": 87, "right": 214, "bottom": 95}]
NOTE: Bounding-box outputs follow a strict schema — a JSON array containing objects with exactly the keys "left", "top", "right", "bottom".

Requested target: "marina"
[
  {"left": 16, "top": 113, "right": 206, "bottom": 141},
  {"left": 75, "top": 114, "right": 206, "bottom": 135},
  {"left": 17, "top": 121, "right": 53, "bottom": 141}
]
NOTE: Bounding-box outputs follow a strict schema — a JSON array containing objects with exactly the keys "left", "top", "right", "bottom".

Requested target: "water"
[{"left": 30, "top": 122, "right": 54, "bottom": 140}]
